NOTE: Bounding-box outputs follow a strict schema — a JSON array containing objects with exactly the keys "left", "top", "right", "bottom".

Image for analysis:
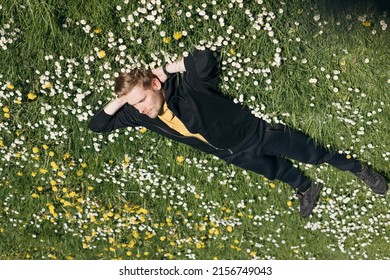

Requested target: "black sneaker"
[
  {"left": 297, "top": 182, "right": 323, "bottom": 218},
  {"left": 355, "top": 165, "right": 388, "bottom": 195}
]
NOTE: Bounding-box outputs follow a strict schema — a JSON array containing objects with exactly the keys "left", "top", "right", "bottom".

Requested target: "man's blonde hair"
[{"left": 114, "top": 69, "right": 155, "bottom": 97}]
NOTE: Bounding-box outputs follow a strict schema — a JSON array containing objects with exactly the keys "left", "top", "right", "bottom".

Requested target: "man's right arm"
[
  {"left": 88, "top": 97, "right": 137, "bottom": 133},
  {"left": 103, "top": 96, "right": 128, "bottom": 115}
]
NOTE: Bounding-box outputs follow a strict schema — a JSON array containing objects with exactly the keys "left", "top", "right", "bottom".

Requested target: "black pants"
[{"left": 229, "top": 122, "right": 362, "bottom": 192}]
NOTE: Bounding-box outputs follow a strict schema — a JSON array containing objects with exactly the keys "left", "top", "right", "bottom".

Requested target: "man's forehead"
[{"left": 125, "top": 85, "right": 147, "bottom": 104}]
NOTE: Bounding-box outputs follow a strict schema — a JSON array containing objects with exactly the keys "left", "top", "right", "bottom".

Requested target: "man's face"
[{"left": 124, "top": 78, "right": 165, "bottom": 119}]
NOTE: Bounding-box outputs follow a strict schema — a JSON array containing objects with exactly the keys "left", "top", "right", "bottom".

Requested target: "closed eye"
[{"left": 132, "top": 97, "right": 146, "bottom": 106}]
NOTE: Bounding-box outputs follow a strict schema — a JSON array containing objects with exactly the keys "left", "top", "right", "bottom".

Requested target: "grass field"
[{"left": 0, "top": 0, "right": 389, "bottom": 260}]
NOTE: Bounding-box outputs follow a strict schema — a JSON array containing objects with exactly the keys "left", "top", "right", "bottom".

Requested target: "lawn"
[{"left": 0, "top": 0, "right": 389, "bottom": 260}]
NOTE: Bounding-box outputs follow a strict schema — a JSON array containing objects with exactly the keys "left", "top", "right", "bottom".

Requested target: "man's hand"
[
  {"left": 151, "top": 67, "right": 168, "bottom": 83},
  {"left": 152, "top": 58, "right": 186, "bottom": 83},
  {"left": 103, "top": 95, "right": 128, "bottom": 115}
]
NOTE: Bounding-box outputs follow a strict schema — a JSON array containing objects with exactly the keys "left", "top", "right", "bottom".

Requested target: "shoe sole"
[{"left": 300, "top": 183, "right": 323, "bottom": 218}]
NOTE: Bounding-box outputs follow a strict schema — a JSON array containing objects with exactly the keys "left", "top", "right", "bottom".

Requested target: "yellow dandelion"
[
  {"left": 37, "top": 186, "right": 43, "bottom": 192},
  {"left": 128, "top": 240, "right": 136, "bottom": 248},
  {"left": 32, "top": 147, "right": 39, "bottom": 154},
  {"left": 107, "top": 211, "right": 114, "bottom": 217},
  {"left": 28, "top": 92, "right": 37, "bottom": 100},
  {"left": 4, "top": 113, "right": 10, "bottom": 119},
  {"left": 139, "top": 127, "right": 147, "bottom": 133},
  {"left": 32, "top": 193, "right": 40, "bottom": 198},
  {"left": 269, "top": 182, "right": 276, "bottom": 188},
  {"left": 0, "top": 140, "right": 4, "bottom": 147},
  {"left": 49, "top": 151, "right": 55, "bottom": 157},
  {"left": 97, "top": 50, "right": 106, "bottom": 59},
  {"left": 162, "top": 37, "right": 171, "bottom": 44},
  {"left": 3, "top": 107, "right": 9, "bottom": 113},
  {"left": 17, "top": 171, "right": 23, "bottom": 177},
  {"left": 6, "top": 83, "right": 14, "bottom": 90},
  {"left": 229, "top": 48, "right": 236, "bottom": 55},
  {"left": 63, "top": 153, "right": 71, "bottom": 160},
  {"left": 287, "top": 200, "right": 293, "bottom": 207},
  {"left": 176, "top": 155, "right": 185, "bottom": 164},
  {"left": 50, "top": 162, "right": 59, "bottom": 170},
  {"left": 137, "top": 208, "right": 148, "bottom": 215},
  {"left": 227, "top": 225, "right": 233, "bottom": 232},
  {"left": 88, "top": 186, "right": 94, "bottom": 191},
  {"left": 39, "top": 168, "right": 48, "bottom": 174},
  {"left": 173, "top": 31, "right": 183, "bottom": 40},
  {"left": 94, "top": 27, "right": 102, "bottom": 34},
  {"left": 43, "top": 82, "right": 52, "bottom": 89},
  {"left": 346, "top": 154, "right": 352, "bottom": 159},
  {"left": 47, "top": 204, "right": 55, "bottom": 214},
  {"left": 81, "top": 162, "right": 87, "bottom": 168},
  {"left": 76, "top": 170, "right": 83, "bottom": 176},
  {"left": 132, "top": 231, "right": 139, "bottom": 238},
  {"left": 42, "top": 144, "right": 49, "bottom": 150},
  {"left": 362, "top": 21, "right": 371, "bottom": 27}
]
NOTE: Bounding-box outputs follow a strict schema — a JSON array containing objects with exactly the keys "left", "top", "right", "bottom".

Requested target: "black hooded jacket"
[{"left": 88, "top": 49, "right": 265, "bottom": 161}]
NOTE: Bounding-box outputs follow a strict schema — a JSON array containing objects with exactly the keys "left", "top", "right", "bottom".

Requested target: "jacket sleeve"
[
  {"left": 88, "top": 104, "right": 139, "bottom": 133},
  {"left": 183, "top": 49, "right": 220, "bottom": 89}
]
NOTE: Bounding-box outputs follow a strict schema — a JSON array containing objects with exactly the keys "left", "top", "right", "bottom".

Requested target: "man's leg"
[
  {"left": 229, "top": 149, "right": 322, "bottom": 218},
  {"left": 228, "top": 147, "right": 311, "bottom": 192},
  {"left": 261, "top": 123, "right": 362, "bottom": 172},
  {"left": 261, "top": 123, "right": 388, "bottom": 195}
]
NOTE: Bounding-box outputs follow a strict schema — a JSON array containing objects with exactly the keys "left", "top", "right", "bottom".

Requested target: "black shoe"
[
  {"left": 297, "top": 182, "right": 323, "bottom": 218},
  {"left": 355, "top": 165, "right": 388, "bottom": 195}
]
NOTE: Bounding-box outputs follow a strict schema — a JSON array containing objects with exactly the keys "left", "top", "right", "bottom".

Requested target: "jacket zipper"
[{"left": 147, "top": 122, "right": 233, "bottom": 155}]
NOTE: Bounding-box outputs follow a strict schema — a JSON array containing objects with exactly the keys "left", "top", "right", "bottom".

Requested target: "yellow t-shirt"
[{"left": 158, "top": 103, "right": 208, "bottom": 143}]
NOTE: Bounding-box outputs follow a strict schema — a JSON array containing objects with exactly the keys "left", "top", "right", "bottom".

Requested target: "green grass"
[{"left": 0, "top": 0, "right": 389, "bottom": 260}]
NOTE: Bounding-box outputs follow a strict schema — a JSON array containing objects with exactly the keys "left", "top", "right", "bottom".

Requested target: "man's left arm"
[{"left": 152, "top": 58, "right": 186, "bottom": 83}]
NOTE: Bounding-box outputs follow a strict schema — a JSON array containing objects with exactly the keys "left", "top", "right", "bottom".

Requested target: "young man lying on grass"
[{"left": 89, "top": 49, "right": 388, "bottom": 218}]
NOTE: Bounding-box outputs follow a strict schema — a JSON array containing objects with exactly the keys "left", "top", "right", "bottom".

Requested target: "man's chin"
[{"left": 148, "top": 112, "right": 159, "bottom": 119}]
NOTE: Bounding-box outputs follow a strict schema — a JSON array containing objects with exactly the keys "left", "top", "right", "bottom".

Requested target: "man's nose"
[{"left": 134, "top": 104, "right": 144, "bottom": 113}]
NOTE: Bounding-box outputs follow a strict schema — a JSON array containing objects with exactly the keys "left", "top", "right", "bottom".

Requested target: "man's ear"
[{"left": 151, "top": 77, "right": 162, "bottom": 90}]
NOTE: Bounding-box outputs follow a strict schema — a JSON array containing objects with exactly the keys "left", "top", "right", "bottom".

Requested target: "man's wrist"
[{"left": 162, "top": 65, "right": 170, "bottom": 76}]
